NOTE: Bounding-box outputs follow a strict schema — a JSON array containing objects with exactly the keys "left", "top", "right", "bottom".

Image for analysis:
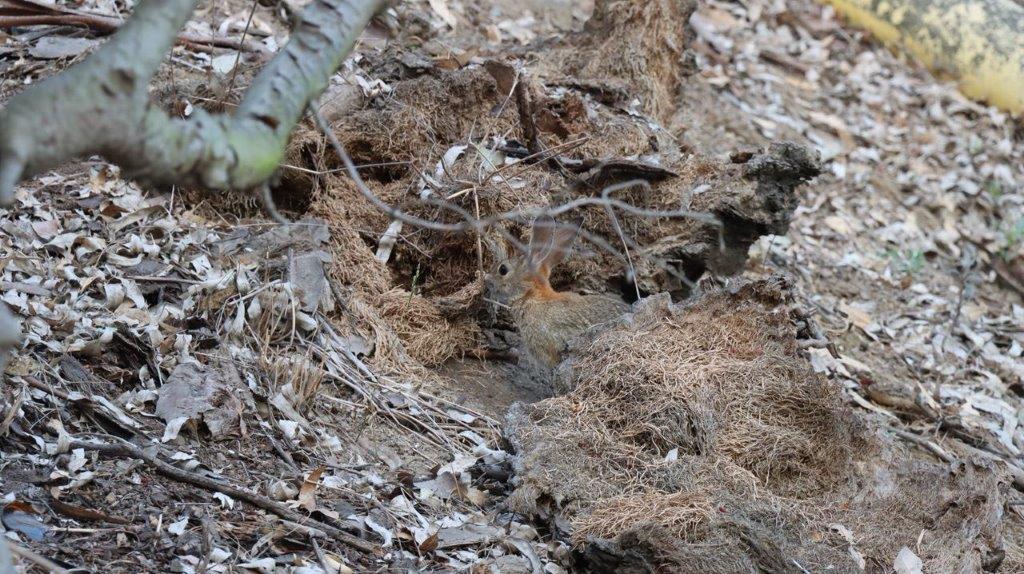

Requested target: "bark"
[
  {"left": 0, "top": 0, "right": 385, "bottom": 362},
  {"left": 0, "top": 0, "right": 385, "bottom": 203}
]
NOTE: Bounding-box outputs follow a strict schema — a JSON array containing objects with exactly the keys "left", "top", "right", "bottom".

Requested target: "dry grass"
[
  {"left": 572, "top": 491, "right": 715, "bottom": 545},
  {"left": 372, "top": 286, "right": 482, "bottom": 367},
  {"left": 551, "top": 279, "right": 854, "bottom": 496},
  {"left": 507, "top": 278, "right": 1008, "bottom": 571}
]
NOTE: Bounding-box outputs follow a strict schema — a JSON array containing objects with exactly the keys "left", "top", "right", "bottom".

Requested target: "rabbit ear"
[{"left": 529, "top": 216, "right": 580, "bottom": 273}]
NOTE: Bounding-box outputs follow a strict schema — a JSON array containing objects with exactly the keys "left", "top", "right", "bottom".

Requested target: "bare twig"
[
  {"left": 69, "top": 437, "right": 380, "bottom": 554},
  {"left": 221, "top": 0, "right": 260, "bottom": 103},
  {"left": 0, "top": 1, "right": 261, "bottom": 52},
  {"left": 311, "top": 536, "right": 335, "bottom": 574},
  {"left": 884, "top": 426, "right": 953, "bottom": 462}
]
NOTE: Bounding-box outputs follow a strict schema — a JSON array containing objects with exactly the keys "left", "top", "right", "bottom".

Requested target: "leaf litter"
[{"left": 1, "top": 0, "right": 1024, "bottom": 571}]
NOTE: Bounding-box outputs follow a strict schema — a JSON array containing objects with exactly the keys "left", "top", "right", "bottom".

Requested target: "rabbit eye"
[{"left": 498, "top": 264, "right": 509, "bottom": 276}]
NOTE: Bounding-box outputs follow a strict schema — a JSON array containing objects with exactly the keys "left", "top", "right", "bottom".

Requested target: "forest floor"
[{"left": 1, "top": 0, "right": 1023, "bottom": 572}]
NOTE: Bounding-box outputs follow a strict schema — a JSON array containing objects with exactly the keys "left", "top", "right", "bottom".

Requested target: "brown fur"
[{"left": 485, "top": 218, "right": 630, "bottom": 368}]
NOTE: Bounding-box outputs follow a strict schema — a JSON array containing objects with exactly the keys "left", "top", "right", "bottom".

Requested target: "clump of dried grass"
[
  {"left": 335, "top": 67, "right": 518, "bottom": 170},
  {"left": 507, "top": 278, "right": 1009, "bottom": 572},
  {"left": 372, "top": 286, "right": 482, "bottom": 367},
  {"left": 259, "top": 350, "right": 326, "bottom": 407},
  {"left": 553, "top": 280, "right": 854, "bottom": 496},
  {"left": 572, "top": 491, "right": 715, "bottom": 545},
  {"left": 507, "top": 281, "right": 850, "bottom": 524}
]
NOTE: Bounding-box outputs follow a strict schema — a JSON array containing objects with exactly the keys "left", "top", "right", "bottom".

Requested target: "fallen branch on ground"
[
  {"left": 885, "top": 425, "right": 1024, "bottom": 489},
  {"left": 0, "top": 0, "right": 260, "bottom": 51},
  {"left": 69, "top": 437, "right": 381, "bottom": 554}
]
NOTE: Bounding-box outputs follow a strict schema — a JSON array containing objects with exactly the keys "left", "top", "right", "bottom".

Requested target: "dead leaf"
[
  {"left": 167, "top": 516, "right": 189, "bottom": 536},
  {"left": 289, "top": 250, "right": 332, "bottom": 312},
  {"left": 427, "top": 0, "right": 457, "bottom": 29},
  {"left": 839, "top": 302, "right": 874, "bottom": 331},
  {"left": 436, "top": 523, "right": 503, "bottom": 549},
  {"left": 298, "top": 466, "right": 325, "bottom": 512},
  {"left": 434, "top": 46, "right": 478, "bottom": 70},
  {"left": 50, "top": 498, "right": 130, "bottom": 525},
  {"left": 31, "top": 219, "right": 61, "bottom": 240},
  {"left": 419, "top": 531, "right": 439, "bottom": 553},
  {"left": 484, "top": 60, "right": 517, "bottom": 95},
  {"left": 894, "top": 547, "right": 923, "bottom": 574},
  {"left": 154, "top": 359, "right": 252, "bottom": 440},
  {"left": 3, "top": 502, "right": 48, "bottom": 540},
  {"left": 823, "top": 215, "right": 852, "bottom": 236}
]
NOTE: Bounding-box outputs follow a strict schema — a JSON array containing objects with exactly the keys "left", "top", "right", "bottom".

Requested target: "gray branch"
[
  {"left": 0, "top": 0, "right": 385, "bottom": 362},
  {"left": 0, "top": 0, "right": 385, "bottom": 202}
]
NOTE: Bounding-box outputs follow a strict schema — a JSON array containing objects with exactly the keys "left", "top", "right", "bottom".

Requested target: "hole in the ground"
[
  {"left": 616, "top": 274, "right": 649, "bottom": 304},
  {"left": 268, "top": 182, "right": 313, "bottom": 215},
  {"left": 708, "top": 212, "right": 770, "bottom": 276},
  {"left": 341, "top": 142, "right": 410, "bottom": 183}
]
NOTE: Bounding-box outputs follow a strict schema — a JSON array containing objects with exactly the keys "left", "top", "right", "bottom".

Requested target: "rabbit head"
[{"left": 484, "top": 217, "right": 580, "bottom": 307}]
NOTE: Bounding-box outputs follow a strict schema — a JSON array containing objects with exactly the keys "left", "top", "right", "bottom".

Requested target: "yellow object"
[{"left": 821, "top": 0, "right": 1024, "bottom": 113}]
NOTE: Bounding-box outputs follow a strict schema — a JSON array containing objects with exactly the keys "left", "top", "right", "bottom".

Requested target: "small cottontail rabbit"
[{"left": 485, "top": 217, "right": 630, "bottom": 367}]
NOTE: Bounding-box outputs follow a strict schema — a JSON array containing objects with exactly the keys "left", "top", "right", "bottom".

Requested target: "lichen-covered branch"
[
  {"left": 0, "top": 0, "right": 385, "bottom": 203},
  {"left": 0, "top": 0, "right": 385, "bottom": 361}
]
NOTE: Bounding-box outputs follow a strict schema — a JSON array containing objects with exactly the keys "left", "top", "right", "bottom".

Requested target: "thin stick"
[
  {"left": 884, "top": 426, "right": 953, "bottom": 462},
  {"left": 311, "top": 536, "right": 336, "bottom": 574},
  {"left": 69, "top": 438, "right": 379, "bottom": 554},
  {"left": 6, "top": 542, "right": 70, "bottom": 574},
  {"left": 221, "top": 0, "right": 260, "bottom": 103},
  {"left": 0, "top": 15, "right": 258, "bottom": 52}
]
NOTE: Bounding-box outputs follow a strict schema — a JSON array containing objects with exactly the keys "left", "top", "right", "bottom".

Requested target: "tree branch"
[
  {"left": 0, "top": 0, "right": 386, "bottom": 203},
  {"left": 70, "top": 438, "right": 381, "bottom": 554},
  {"left": 0, "top": 0, "right": 383, "bottom": 352}
]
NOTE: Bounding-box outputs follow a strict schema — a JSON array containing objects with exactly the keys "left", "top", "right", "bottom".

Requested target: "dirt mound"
[
  {"left": 535, "top": 0, "right": 698, "bottom": 121},
  {"left": 506, "top": 277, "right": 1010, "bottom": 572},
  {"left": 293, "top": 53, "right": 819, "bottom": 365}
]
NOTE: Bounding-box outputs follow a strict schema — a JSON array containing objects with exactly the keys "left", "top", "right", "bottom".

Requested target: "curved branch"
[
  {"left": 0, "top": 0, "right": 195, "bottom": 201},
  {"left": 0, "top": 0, "right": 385, "bottom": 203}
]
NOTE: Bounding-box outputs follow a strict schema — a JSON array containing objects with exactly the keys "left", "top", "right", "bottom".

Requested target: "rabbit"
[{"left": 484, "top": 217, "right": 630, "bottom": 368}]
